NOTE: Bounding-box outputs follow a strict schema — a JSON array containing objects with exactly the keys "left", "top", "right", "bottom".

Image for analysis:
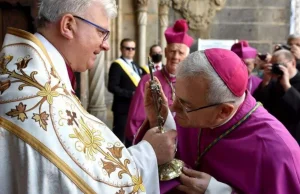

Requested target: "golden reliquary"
[{"left": 147, "top": 57, "right": 184, "bottom": 181}]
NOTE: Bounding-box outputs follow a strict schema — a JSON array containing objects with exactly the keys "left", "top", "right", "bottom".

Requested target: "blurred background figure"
[
  {"left": 287, "top": 34, "right": 300, "bottom": 70},
  {"left": 108, "top": 38, "right": 146, "bottom": 143},
  {"left": 149, "top": 44, "right": 163, "bottom": 71},
  {"left": 253, "top": 49, "right": 300, "bottom": 144},
  {"left": 231, "top": 40, "right": 262, "bottom": 95}
]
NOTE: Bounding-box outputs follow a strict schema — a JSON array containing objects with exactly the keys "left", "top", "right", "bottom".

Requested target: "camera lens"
[{"left": 271, "top": 63, "right": 283, "bottom": 76}]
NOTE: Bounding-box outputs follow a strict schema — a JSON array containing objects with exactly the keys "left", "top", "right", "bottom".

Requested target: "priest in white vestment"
[{"left": 0, "top": 0, "right": 177, "bottom": 193}]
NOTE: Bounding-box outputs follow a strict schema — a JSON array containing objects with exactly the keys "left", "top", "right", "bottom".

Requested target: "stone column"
[
  {"left": 137, "top": 0, "right": 148, "bottom": 67},
  {"left": 80, "top": 71, "right": 89, "bottom": 109},
  {"left": 117, "top": 0, "right": 123, "bottom": 58},
  {"left": 159, "top": 0, "right": 170, "bottom": 64},
  {"left": 292, "top": 0, "right": 300, "bottom": 34},
  {"left": 88, "top": 53, "right": 107, "bottom": 122}
]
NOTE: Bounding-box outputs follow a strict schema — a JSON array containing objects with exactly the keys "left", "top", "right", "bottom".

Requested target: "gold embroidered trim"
[
  {"left": 0, "top": 116, "right": 96, "bottom": 194},
  {"left": 6, "top": 27, "right": 60, "bottom": 80}
]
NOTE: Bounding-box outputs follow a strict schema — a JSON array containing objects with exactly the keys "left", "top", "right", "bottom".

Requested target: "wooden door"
[{"left": 0, "top": 2, "right": 35, "bottom": 45}]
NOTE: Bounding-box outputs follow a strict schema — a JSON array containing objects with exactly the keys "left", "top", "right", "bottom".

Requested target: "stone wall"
[
  {"left": 119, "top": 0, "right": 161, "bottom": 62},
  {"left": 210, "top": 0, "right": 291, "bottom": 53},
  {"left": 106, "top": 0, "right": 291, "bottom": 126},
  {"left": 156, "top": 0, "right": 291, "bottom": 54}
]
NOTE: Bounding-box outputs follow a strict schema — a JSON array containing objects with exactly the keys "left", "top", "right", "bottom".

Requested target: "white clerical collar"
[
  {"left": 122, "top": 57, "right": 133, "bottom": 64},
  {"left": 164, "top": 66, "right": 176, "bottom": 77},
  {"left": 34, "top": 33, "right": 74, "bottom": 92}
]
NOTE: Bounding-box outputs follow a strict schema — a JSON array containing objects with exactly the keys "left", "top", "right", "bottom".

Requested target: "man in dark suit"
[{"left": 108, "top": 38, "right": 146, "bottom": 143}]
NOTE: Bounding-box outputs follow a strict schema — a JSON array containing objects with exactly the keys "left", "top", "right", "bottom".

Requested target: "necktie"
[{"left": 131, "top": 62, "right": 138, "bottom": 74}]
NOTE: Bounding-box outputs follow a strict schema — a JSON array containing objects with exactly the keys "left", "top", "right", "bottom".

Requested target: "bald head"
[
  {"left": 273, "top": 49, "right": 295, "bottom": 61},
  {"left": 271, "top": 49, "right": 297, "bottom": 78}
]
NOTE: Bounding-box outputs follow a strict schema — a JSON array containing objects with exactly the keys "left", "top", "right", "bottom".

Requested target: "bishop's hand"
[
  {"left": 144, "top": 77, "right": 168, "bottom": 128},
  {"left": 177, "top": 167, "right": 211, "bottom": 194}
]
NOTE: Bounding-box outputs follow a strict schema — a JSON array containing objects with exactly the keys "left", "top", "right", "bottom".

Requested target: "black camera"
[
  {"left": 271, "top": 63, "right": 283, "bottom": 76},
  {"left": 258, "top": 54, "right": 267, "bottom": 61}
]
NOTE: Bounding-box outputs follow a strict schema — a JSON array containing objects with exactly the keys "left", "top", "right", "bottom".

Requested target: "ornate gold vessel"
[{"left": 148, "top": 57, "right": 184, "bottom": 181}]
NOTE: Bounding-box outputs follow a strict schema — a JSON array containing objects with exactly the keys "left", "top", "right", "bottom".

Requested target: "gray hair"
[
  {"left": 37, "top": 0, "right": 117, "bottom": 27},
  {"left": 176, "top": 50, "right": 244, "bottom": 105},
  {"left": 287, "top": 33, "right": 300, "bottom": 43},
  {"left": 273, "top": 49, "right": 295, "bottom": 61}
]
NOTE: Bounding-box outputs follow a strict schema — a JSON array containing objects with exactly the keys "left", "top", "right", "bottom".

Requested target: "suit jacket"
[{"left": 108, "top": 57, "right": 146, "bottom": 114}]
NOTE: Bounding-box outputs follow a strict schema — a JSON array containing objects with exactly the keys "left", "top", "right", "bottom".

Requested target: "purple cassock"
[
  {"left": 134, "top": 91, "right": 300, "bottom": 194},
  {"left": 125, "top": 69, "right": 200, "bottom": 169},
  {"left": 131, "top": 46, "right": 300, "bottom": 193},
  {"left": 247, "top": 75, "right": 262, "bottom": 95},
  {"left": 164, "top": 92, "right": 300, "bottom": 193}
]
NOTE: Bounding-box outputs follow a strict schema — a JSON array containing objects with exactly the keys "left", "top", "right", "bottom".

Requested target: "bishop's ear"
[
  {"left": 60, "top": 14, "right": 76, "bottom": 40},
  {"left": 216, "top": 103, "right": 235, "bottom": 121}
]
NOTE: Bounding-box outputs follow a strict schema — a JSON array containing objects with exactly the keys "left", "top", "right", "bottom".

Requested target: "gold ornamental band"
[{"left": 0, "top": 116, "right": 96, "bottom": 194}]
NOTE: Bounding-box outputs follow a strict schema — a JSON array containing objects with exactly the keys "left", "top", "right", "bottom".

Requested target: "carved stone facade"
[
  {"left": 172, "top": 0, "right": 226, "bottom": 31},
  {"left": 159, "top": 0, "right": 171, "bottom": 63},
  {"left": 210, "top": 0, "right": 290, "bottom": 53},
  {"left": 122, "top": 0, "right": 226, "bottom": 66},
  {"left": 0, "top": 0, "right": 291, "bottom": 126},
  {"left": 136, "top": 0, "right": 148, "bottom": 67}
]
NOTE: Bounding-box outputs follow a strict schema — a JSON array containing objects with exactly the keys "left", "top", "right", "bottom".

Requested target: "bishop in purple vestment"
[
  {"left": 231, "top": 40, "right": 262, "bottom": 95},
  {"left": 136, "top": 48, "right": 300, "bottom": 194}
]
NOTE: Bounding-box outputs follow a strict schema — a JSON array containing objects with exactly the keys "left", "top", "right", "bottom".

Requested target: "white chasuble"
[{"left": 0, "top": 28, "right": 159, "bottom": 194}]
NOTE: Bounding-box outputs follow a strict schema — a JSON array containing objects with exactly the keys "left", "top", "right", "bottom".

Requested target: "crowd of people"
[{"left": 0, "top": 0, "right": 300, "bottom": 193}]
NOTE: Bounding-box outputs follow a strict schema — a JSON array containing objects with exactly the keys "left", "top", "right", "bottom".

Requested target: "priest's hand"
[
  {"left": 142, "top": 127, "right": 177, "bottom": 165},
  {"left": 177, "top": 167, "right": 211, "bottom": 194},
  {"left": 144, "top": 77, "right": 168, "bottom": 128}
]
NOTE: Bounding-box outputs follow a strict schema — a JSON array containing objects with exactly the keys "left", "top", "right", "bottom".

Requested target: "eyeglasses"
[
  {"left": 73, "top": 15, "right": 110, "bottom": 42},
  {"left": 175, "top": 96, "right": 235, "bottom": 113},
  {"left": 185, "top": 101, "right": 235, "bottom": 113},
  {"left": 123, "top": 47, "right": 135, "bottom": 51}
]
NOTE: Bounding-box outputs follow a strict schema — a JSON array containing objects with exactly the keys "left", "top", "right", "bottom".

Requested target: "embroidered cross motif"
[{"left": 66, "top": 110, "right": 78, "bottom": 126}]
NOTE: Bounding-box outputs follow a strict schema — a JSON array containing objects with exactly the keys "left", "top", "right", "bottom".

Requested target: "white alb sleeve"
[
  {"left": 205, "top": 177, "right": 233, "bottom": 194},
  {"left": 128, "top": 140, "right": 159, "bottom": 194}
]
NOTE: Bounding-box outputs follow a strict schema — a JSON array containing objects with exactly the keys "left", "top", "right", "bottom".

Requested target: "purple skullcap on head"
[
  {"left": 231, "top": 40, "right": 257, "bottom": 59},
  {"left": 164, "top": 19, "right": 194, "bottom": 47},
  {"left": 204, "top": 48, "right": 248, "bottom": 97}
]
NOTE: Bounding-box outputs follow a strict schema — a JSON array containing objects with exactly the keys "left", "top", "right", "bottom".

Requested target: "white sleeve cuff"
[
  {"left": 163, "top": 108, "right": 176, "bottom": 131},
  {"left": 128, "top": 140, "right": 159, "bottom": 194},
  {"left": 205, "top": 177, "right": 233, "bottom": 194}
]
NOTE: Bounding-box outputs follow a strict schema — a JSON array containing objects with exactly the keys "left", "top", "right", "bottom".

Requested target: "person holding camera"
[{"left": 253, "top": 49, "right": 300, "bottom": 144}]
